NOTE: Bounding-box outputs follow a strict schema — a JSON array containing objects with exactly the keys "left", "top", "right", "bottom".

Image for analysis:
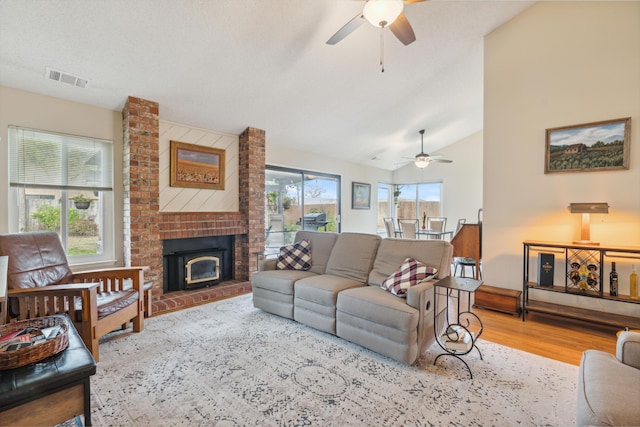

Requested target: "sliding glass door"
[{"left": 265, "top": 166, "right": 340, "bottom": 249}]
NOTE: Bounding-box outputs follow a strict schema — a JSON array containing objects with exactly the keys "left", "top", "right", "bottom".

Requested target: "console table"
[
  {"left": 433, "top": 276, "right": 484, "bottom": 379},
  {"left": 523, "top": 240, "right": 640, "bottom": 329},
  {"left": 0, "top": 314, "right": 97, "bottom": 426}
]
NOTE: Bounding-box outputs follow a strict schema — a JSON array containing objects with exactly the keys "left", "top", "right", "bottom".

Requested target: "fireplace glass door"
[{"left": 185, "top": 255, "right": 220, "bottom": 286}]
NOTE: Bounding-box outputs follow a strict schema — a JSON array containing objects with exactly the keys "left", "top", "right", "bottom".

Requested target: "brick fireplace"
[{"left": 122, "top": 96, "right": 265, "bottom": 301}]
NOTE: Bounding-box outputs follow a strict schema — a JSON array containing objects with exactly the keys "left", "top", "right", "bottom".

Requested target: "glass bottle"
[
  {"left": 630, "top": 264, "right": 638, "bottom": 300},
  {"left": 609, "top": 262, "right": 618, "bottom": 296}
]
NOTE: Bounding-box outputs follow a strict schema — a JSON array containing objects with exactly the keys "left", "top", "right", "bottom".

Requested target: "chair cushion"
[
  {"left": 96, "top": 289, "right": 139, "bottom": 319},
  {"left": 380, "top": 257, "right": 437, "bottom": 297},
  {"left": 276, "top": 239, "right": 312, "bottom": 271}
]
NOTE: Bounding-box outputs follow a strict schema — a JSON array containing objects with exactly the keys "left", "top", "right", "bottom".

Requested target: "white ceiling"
[{"left": 0, "top": 0, "right": 533, "bottom": 170}]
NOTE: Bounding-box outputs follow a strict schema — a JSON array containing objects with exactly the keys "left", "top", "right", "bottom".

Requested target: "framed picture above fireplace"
[{"left": 170, "top": 140, "right": 225, "bottom": 190}]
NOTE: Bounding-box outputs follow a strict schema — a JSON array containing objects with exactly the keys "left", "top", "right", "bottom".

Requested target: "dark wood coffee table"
[{"left": 0, "top": 314, "right": 97, "bottom": 426}]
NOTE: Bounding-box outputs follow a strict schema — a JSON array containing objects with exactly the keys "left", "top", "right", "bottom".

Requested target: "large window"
[
  {"left": 8, "top": 126, "right": 115, "bottom": 264},
  {"left": 377, "top": 181, "right": 443, "bottom": 233},
  {"left": 265, "top": 166, "right": 340, "bottom": 249}
]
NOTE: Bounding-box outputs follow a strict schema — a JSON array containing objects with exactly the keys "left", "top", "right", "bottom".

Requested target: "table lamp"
[{"left": 568, "top": 203, "right": 609, "bottom": 245}]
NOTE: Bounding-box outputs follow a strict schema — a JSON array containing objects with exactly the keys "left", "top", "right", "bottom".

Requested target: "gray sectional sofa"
[
  {"left": 252, "top": 230, "right": 453, "bottom": 364},
  {"left": 577, "top": 330, "right": 640, "bottom": 426}
]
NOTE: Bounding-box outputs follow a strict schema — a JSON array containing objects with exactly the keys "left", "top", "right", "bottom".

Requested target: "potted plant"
[
  {"left": 71, "top": 194, "right": 92, "bottom": 210},
  {"left": 393, "top": 185, "right": 402, "bottom": 206}
]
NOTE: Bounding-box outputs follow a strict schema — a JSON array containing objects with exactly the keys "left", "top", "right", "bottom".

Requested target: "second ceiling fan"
[{"left": 326, "top": 0, "right": 427, "bottom": 46}]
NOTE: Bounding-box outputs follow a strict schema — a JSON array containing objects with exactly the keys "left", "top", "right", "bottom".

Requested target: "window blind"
[{"left": 9, "top": 126, "right": 113, "bottom": 191}]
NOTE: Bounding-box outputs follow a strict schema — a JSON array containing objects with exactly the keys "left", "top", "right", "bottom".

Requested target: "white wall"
[
  {"left": 393, "top": 130, "right": 483, "bottom": 229},
  {"left": 484, "top": 2, "right": 640, "bottom": 315},
  {"left": 266, "top": 143, "right": 392, "bottom": 233},
  {"left": 0, "top": 86, "right": 125, "bottom": 263}
]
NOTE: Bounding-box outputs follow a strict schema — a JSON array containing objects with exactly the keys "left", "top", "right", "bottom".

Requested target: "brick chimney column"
[
  {"left": 238, "top": 127, "right": 266, "bottom": 279},
  {"left": 122, "top": 97, "right": 162, "bottom": 292}
]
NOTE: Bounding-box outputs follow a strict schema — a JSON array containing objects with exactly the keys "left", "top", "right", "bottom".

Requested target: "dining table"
[{"left": 416, "top": 229, "right": 453, "bottom": 240}]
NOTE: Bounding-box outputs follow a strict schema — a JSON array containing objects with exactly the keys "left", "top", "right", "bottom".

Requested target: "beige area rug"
[{"left": 81, "top": 294, "right": 577, "bottom": 426}]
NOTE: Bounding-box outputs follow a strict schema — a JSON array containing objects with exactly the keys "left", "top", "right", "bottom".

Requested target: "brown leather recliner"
[{"left": 0, "top": 231, "right": 144, "bottom": 362}]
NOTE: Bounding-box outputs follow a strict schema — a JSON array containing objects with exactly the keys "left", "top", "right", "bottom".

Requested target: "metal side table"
[{"left": 433, "top": 276, "right": 484, "bottom": 378}]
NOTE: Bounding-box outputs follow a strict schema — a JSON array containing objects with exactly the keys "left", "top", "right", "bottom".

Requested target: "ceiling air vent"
[{"left": 45, "top": 67, "right": 89, "bottom": 88}]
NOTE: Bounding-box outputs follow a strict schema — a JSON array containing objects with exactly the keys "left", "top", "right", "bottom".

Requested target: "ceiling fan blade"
[
  {"left": 432, "top": 159, "right": 453, "bottom": 163},
  {"left": 389, "top": 12, "right": 416, "bottom": 46},
  {"left": 326, "top": 13, "right": 366, "bottom": 45},
  {"left": 403, "top": 0, "right": 428, "bottom": 4}
]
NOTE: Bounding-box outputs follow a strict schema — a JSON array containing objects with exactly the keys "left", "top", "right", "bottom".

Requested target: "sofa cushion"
[
  {"left": 295, "top": 274, "right": 365, "bottom": 307},
  {"left": 337, "top": 286, "right": 419, "bottom": 333},
  {"left": 380, "top": 258, "right": 437, "bottom": 297},
  {"left": 252, "top": 269, "right": 318, "bottom": 295},
  {"left": 325, "top": 233, "right": 381, "bottom": 282},
  {"left": 293, "top": 231, "right": 339, "bottom": 275},
  {"left": 369, "top": 238, "right": 452, "bottom": 287},
  {"left": 276, "top": 239, "right": 312, "bottom": 271}
]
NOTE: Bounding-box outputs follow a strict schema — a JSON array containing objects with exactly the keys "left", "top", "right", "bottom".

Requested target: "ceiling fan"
[
  {"left": 326, "top": 0, "right": 427, "bottom": 46},
  {"left": 403, "top": 129, "right": 453, "bottom": 169}
]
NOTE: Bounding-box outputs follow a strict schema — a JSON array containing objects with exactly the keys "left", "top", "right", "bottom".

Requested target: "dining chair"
[
  {"left": 383, "top": 217, "right": 396, "bottom": 238},
  {"left": 398, "top": 219, "right": 419, "bottom": 239},
  {"left": 426, "top": 217, "right": 447, "bottom": 239},
  {"left": 452, "top": 218, "right": 482, "bottom": 278}
]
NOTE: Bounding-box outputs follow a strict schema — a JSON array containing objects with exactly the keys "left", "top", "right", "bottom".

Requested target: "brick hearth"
[
  {"left": 151, "top": 281, "right": 252, "bottom": 317},
  {"left": 122, "top": 96, "right": 265, "bottom": 303}
]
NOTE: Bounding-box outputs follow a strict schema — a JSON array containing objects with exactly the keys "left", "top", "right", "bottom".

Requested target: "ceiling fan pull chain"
[{"left": 380, "top": 26, "right": 385, "bottom": 73}]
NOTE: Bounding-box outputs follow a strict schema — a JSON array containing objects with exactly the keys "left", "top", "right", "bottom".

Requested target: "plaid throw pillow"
[
  {"left": 276, "top": 239, "right": 312, "bottom": 271},
  {"left": 380, "top": 258, "right": 438, "bottom": 297}
]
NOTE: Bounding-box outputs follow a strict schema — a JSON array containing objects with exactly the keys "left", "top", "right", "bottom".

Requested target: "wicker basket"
[{"left": 0, "top": 316, "right": 69, "bottom": 370}]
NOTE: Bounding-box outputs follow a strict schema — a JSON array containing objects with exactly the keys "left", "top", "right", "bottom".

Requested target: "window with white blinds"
[
  {"left": 9, "top": 126, "right": 113, "bottom": 191},
  {"left": 8, "top": 126, "right": 115, "bottom": 265}
]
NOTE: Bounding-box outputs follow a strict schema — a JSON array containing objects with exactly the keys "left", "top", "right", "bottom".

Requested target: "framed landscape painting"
[
  {"left": 545, "top": 117, "right": 630, "bottom": 174},
  {"left": 352, "top": 182, "right": 371, "bottom": 210},
  {"left": 170, "top": 140, "right": 225, "bottom": 190}
]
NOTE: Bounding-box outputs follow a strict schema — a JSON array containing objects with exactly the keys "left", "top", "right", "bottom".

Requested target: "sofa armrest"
[
  {"left": 617, "top": 331, "right": 640, "bottom": 370},
  {"left": 259, "top": 258, "right": 278, "bottom": 271},
  {"left": 406, "top": 278, "right": 437, "bottom": 309}
]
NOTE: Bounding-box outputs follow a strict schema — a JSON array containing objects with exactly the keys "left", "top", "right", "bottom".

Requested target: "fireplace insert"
[{"left": 163, "top": 236, "right": 233, "bottom": 292}]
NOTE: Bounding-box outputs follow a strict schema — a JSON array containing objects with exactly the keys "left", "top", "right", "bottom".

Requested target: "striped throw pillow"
[{"left": 380, "top": 258, "right": 437, "bottom": 297}]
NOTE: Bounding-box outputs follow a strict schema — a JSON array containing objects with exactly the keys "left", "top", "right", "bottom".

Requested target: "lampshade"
[
  {"left": 363, "top": 0, "right": 404, "bottom": 28},
  {"left": 568, "top": 202, "right": 609, "bottom": 214},
  {"left": 414, "top": 154, "right": 430, "bottom": 169},
  {"left": 568, "top": 202, "right": 609, "bottom": 245}
]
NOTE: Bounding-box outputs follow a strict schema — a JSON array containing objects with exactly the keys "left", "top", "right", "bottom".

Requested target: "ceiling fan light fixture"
[
  {"left": 414, "top": 154, "right": 430, "bottom": 168},
  {"left": 363, "top": 0, "right": 404, "bottom": 28}
]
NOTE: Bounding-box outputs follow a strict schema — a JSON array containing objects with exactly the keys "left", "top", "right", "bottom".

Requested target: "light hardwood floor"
[{"left": 473, "top": 306, "right": 618, "bottom": 366}]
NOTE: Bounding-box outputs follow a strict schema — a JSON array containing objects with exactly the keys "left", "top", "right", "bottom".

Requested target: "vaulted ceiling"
[{"left": 0, "top": 0, "right": 533, "bottom": 170}]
